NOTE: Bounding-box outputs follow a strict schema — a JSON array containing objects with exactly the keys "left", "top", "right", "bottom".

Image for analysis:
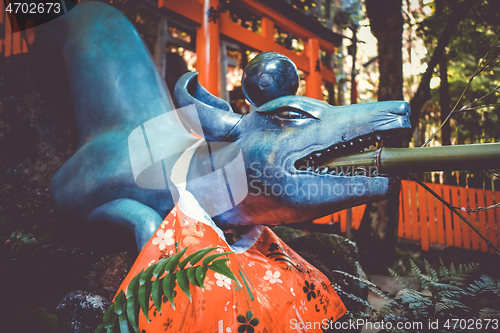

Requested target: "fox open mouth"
[{"left": 293, "top": 130, "right": 402, "bottom": 177}]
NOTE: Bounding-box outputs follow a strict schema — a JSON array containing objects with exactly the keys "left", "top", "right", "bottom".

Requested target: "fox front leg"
[{"left": 89, "top": 199, "right": 163, "bottom": 250}]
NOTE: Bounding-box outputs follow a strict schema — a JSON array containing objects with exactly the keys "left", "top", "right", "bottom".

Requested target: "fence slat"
[
  {"left": 485, "top": 191, "right": 497, "bottom": 253},
  {"left": 4, "top": 12, "right": 12, "bottom": 57},
  {"left": 402, "top": 180, "right": 411, "bottom": 239},
  {"left": 442, "top": 185, "right": 454, "bottom": 247},
  {"left": 410, "top": 181, "right": 419, "bottom": 240},
  {"left": 12, "top": 19, "right": 21, "bottom": 55},
  {"left": 468, "top": 188, "right": 480, "bottom": 250},
  {"left": 431, "top": 183, "right": 446, "bottom": 245},
  {"left": 1, "top": 2, "right": 4, "bottom": 54},
  {"left": 427, "top": 186, "right": 437, "bottom": 244},
  {"left": 398, "top": 189, "right": 404, "bottom": 238},
  {"left": 313, "top": 214, "right": 332, "bottom": 224},
  {"left": 340, "top": 209, "right": 346, "bottom": 233},
  {"left": 418, "top": 184, "right": 429, "bottom": 251},
  {"left": 496, "top": 191, "right": 500, "bottom": 248},
  {"left": 476, "top": 189, "right": 488, "bottom": 252},
  {"left": 451, "top": 186, "right": 462, "bottom": 248},
  {"left": 352, "top": 205, "right": 365, "bottom": 230},
  {"left": 459, "top": 187, "right": 471, "bottom": 250}
]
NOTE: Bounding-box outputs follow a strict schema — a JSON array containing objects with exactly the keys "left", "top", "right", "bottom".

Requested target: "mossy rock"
[
  {"left": 17, "top": 307, "right": 60, "bottom": 333},
  {"left": 56, "top": 291, "right": 111, "bottom": 333}
]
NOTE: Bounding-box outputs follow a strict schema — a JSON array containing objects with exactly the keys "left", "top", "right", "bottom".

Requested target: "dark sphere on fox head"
[{"left": 242, "top": 52, "right": 299, "bottom": 106}]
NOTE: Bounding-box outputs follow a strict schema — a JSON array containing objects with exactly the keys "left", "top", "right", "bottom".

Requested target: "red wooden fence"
[{"left": 314, "top": 180, "right": 500, "bottom": 253}]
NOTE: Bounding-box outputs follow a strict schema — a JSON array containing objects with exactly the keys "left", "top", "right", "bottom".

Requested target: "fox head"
[
  {"left": 174, "top": 72, "right": 411, "bottom": 228},
  {"left": 44, "top": 2, "right": 411, "bottom": 249}
]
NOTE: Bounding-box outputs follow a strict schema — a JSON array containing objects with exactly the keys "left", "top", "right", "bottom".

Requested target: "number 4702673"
[
  {"left": 5, "top": 2, "right": 61, "bottom": 14},
  {"left": 444, "top": 319, "right": 499, "bottom": 330}
]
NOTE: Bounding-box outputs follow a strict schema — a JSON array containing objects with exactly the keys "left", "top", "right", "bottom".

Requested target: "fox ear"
[{"left": 174, "top": 72, "right": 242, "bottom": 141}]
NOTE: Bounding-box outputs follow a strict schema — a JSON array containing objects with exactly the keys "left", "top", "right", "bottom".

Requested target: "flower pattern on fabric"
[
  {"left": 215, "top": 272, "right": 232, "bottom": 290},
  {"left": 258, "top": 281, "right": 272, "bottom": 292},
  {"left": 263, "top": 270, "right": 282, "bottom": 284},
  {"left": 237, "top": 311, "right": 259, "bottom": 333},
  {"left": 233, "top": 301, "right": 241, "bottom": 314},
  {"left": 152, "top": 229, "right": 174, "bottom": 250},
  {"left": 181, "top": 224, "right": 204, "bottom": 247},
  {"left": 203, "top": 277, "right": 215, "bottom": 292},
  {"left": 303, "top": 280, "right": 317, "bottom": 301},
  {"left": 299, "top": 300, "right": 308, "bottom": 314}
]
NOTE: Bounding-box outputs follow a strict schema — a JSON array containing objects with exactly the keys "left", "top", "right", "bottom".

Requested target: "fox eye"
[{"left": 272, "top": 107, "right": 315, "bottom": 120}]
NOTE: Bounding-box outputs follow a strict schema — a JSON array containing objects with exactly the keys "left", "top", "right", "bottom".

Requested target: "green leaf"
[
  {"left": 118, "top": 312, "right": 131, "bottom": 333},
  {"left": 195, "top": 266, "right": 208, "bottom": 287},
  {"left": 209, "top": 258, "right": 239, "bottom": 283},
  {"left": 165, "top": 247, "right": 188, "bottom": 273},
  {"left": 138, "top": 282, "right": 151, "bottom": 322},
  {"left": 246, "top": 310, "right": 253, "bottom": 321},
  {"left": 126, "top": 271, "right": 142, "bottom": 298},
  {"left": 102, "top": 305, "right": 117, "bottom": 329},
  {"left": 189, "top": 247, "right": 220, "bottom": 266},
  {"left": 178, "top": 255, "right": 195, "bottom": 270},
  {"left": 113, "top": 291, "right": 126, "bottom": 316},
  {"left": 176, "top": 269, "right": 192, "bottom": 302},
  {"left": 126, "top": 273, "right": 141, "bottom": 333},
  {"left": 162, "top": 273, "right": 176, "bottom": 310},
  {"left": 202, "top": 251, "right": 233, "bottom": 266},
  {"left": 139, "top": 264, "right": 156, "bottom": 285},
  {"left": 152, "top": 258, "right": 170, "bottom": 278},
  {"left": 94, "top": 324, "right": 105, "bottom": 333},
  {"left": 187, "top": 267, "right": 200, "bottom": 287},
  {"left": 152, "top": 277, "right": 163, "bottom": 315},
  {"left": 126, "top": 295, "right": 140, "bottom": 333}
]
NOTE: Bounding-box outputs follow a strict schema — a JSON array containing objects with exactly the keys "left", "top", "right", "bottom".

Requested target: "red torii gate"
[{"left": 158, "top": 0, "right": 340, "bottom": 99}]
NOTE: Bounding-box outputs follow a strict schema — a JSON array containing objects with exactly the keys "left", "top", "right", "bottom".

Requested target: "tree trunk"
[
  {"left": 366, "top": 0, "right": 403, "bottom": 101},
  {"left": 355, "top": 0, "right": 403, "bottom": 272},
  {"left": 437, "top": 0, "right": 452, "bottom": 184},
  {"left": 409, "top": 0, "right": 478, "bottom": 133}
]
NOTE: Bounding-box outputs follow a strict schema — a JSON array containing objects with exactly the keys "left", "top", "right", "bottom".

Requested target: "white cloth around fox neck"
[{"left": 169, "top": 138, "right": 265, "bottom": 253}]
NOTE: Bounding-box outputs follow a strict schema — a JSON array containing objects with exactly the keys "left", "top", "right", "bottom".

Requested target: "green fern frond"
[
  {"left": 424, "top": 259, "right": 438, "bottom": 281},
  {"left": 388, "top": 268, "right": 411, "bottom": 290},
  {"left": 479, "top": 307, "right": 500, "bottom": 319},
  {"left": 439, "top": 257, "right": 450, "bottom": 280},
  {"left": 409, "top": 259, "right": 427, "bottom": 289},
  {"left": 331, "top": 281, "right": 375, "bottom": 311},
  {"left": 333, "top": 270, "right": 377, "bottom": 288},
  {"left": 336, "top": 260, "right": 500, "bottom": 333},
  {"left": 95, "top": 246, "right": 239, "bottom": 333},
  {"left": 435, "top": 299, "right": 470, "bottom": 312},
  {"left": 478, "top": 275, "right": 500, "bottom": 296}
]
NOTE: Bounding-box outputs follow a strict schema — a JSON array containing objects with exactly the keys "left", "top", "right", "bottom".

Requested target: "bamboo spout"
[{"left": 324, "top": 142, "right": 500, "bottom": 174}]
